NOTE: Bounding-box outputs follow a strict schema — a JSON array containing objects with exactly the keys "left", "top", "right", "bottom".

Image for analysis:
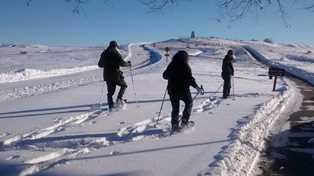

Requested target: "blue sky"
[{"left": 0, "top": 0, "right": 314, "bottom": 46}]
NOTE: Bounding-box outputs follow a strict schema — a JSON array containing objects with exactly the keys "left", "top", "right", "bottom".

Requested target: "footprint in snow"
[
  {"left": 110, "top": 151, "right": 121, "bottom": 155},
  {"left": 6, "top": 155, "right": 20, "bottom": 160}
]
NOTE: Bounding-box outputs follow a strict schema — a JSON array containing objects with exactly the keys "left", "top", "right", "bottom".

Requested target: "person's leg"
[
  {"left": 223, "top": 76, "right": 231, "bottom": 98},
  {"left": 169, "top": 93, "right": 180, "bottom": 128},
  {"left": 116, "top": 78, "right": 128, "bottom": 100},
  {"left": 226, "top": 76, "right": 231, "bottom": 96},
  {"left": 181, "top": 91, "right": 193, "bottom": 125},
  {"left": 223, "top": 78, "right": 228, "bottom": 98},
  {"left": 106, "top": 81, "right": 116, "bottom": 109}
]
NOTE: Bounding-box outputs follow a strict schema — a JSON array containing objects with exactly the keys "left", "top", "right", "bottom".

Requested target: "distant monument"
[{"left": 191, "top": 31, "right": 196, "bottom": 39}]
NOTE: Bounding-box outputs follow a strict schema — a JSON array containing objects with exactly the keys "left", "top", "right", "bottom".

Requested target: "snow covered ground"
[
  {"left": 0, "top": 38, "right": 311, "bottom": 176},
  {"left": 242, "top": 41, "right": 314, "bottom": 85}
]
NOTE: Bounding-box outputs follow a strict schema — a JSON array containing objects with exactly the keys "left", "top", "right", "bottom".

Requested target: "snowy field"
[{"left": 0, "top": 38, "right": 312, "bottom": 176}]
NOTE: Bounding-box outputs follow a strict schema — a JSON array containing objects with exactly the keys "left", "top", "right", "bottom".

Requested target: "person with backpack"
[
  {"left": 221, "top": 50, "right": 234, "bottom": 99},
  {"left": 163, "top": 50, "right": 203, "bottom": 132},
  {"left": 98, "top": 41, "right": 131, "bottom": 111}
]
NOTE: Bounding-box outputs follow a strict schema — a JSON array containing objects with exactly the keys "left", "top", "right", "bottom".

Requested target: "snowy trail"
[{"left": 0, "top": 38, "right": 293, "bottom": 176}]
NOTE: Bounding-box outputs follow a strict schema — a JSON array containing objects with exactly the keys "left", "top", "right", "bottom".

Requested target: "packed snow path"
[{"left": 0, "top": 39, "right": 295, "bottom": 176}]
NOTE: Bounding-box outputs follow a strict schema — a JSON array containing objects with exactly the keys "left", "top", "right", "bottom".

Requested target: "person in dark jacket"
[
  {"left": 163, "top": 50, "right": 202, "bottom": 131},
  {"left": 98, "top": 41, "right": 131, "bottom": 110},
  {"left": 221, "top": 50, "right": 234, "bottom": 98}
]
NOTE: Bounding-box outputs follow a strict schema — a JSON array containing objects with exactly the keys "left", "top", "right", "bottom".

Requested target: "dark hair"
[
  {"left": 172, "top": 50, "right": 189, "bottom": 64},
  {"left": 227, "top": 49, "right": 233, "bottom": 56},
  {"left": 109, "top": 40, "right": 118, "bottom": 48}
]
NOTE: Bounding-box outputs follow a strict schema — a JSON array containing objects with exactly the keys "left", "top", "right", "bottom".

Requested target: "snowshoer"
[
  {"left": 163, "top": 50, "right": 203, "bottom": 132},
  {"left": 98, "top": 41, "right": 131, "bottom": 111},
  {"left": 221, "top": 50, "right": 234, "bottom": 98}
]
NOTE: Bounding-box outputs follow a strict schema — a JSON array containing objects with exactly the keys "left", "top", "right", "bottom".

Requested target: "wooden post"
[
  {"left": 269, "top": 67, "right": 285, "bottom": 92},
  {"left": 273, "top": 76, "right": 277, "bottom": 91}
]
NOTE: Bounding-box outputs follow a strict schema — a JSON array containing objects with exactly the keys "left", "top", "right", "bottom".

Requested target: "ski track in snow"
[
  {"left": 0, "top": 73, "right": 100, "bottom": 102},
  {"left": 1, "top": 110, "right": 104, "bottom": 147}
]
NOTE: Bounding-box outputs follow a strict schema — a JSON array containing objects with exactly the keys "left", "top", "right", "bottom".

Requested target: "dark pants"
[
  {"left": 106, "top": 79, "right": 127, "bottom": 109},
  {"left": 223, "top": 76, "right": 231, "bottom": 98},
  {"left": 169, "top": 91, "right": 193, "bottom": 126}
]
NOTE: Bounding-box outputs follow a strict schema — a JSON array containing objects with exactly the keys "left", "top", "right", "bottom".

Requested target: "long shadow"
[
  {"left": 68, "top": 139, "right": 230, "bottom": 162},
  {"left": 0, "top": 159, "right": 83, "bottom": 176},
  {"left": 0, "top": 104, "right": 94, "bottom": 116},
  {"left": 0, "top": 109, "right": 89, "bottom": 119},
  {"left": 0, "top": 94, "right": 213, "bottom": 119},
  {"left": 0, "top": 91, "right": 264, "bottom": 119},
  {"left": 17, "top": 128, "right": 164, "bottom": 147},
  {"left": 0, "top": 160, "right": 25, "bottom": 176}
]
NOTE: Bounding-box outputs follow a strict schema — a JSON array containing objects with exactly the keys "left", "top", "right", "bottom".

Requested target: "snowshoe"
[
  {"left": 117, "top": 98, "right": 127, "bottom": 107},
  {"left": 181, "top": 121, "right": 195, "bottom": 130},
  {"left": 170, "top": 124, "right": 181, "bottom": 135},
  {"left": 170, "top": 121, "right": 195, "bottom": 135}
]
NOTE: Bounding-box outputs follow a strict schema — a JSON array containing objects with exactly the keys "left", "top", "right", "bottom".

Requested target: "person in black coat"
[
  {"left": 163, "top": 50, "right": 202, "bottom": 131},
  {"left": 98, "top": 41, "right": 131, "bottom": 110},
  {"left": 221, "top": 50, "right": 234, "bottom": 98}
]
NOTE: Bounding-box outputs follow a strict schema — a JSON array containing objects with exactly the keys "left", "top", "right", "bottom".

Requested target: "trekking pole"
[
  {"left": 211, "top": 83, "right": 223, "bottom": 98},
  {"left": 156, "top": 88, "right": 168, "bottom": 122},
  {"left": 232, "top": 76, "right": 235, "bottom": 100},
  {"left": 96, "top": 82, "right": 105, "bottom": 111},
  {"left": 129, "top": 65, "right": 138, "bottom": 105},
  {"left": 193, "top": 85, "right": 204, "bottom": 101}
]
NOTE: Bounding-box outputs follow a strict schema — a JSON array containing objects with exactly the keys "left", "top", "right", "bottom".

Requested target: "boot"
[{"left": 116, "top": 98, "right": 127, "bottom": 108}]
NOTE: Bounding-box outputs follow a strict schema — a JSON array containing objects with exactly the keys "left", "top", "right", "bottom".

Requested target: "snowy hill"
[{"left": 0, "top": 38, "right": 312, "bottom": 176}]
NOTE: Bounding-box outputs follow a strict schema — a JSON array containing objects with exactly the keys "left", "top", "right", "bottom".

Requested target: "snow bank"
[
  {"left": 199, "top": 80, "right": 297, "bottom": 176},
  {"left": 244, "top": 46, "right": 314, "bottom": 85},
  {"left": 0, "top": 66, "right": 98, "bottom": 84},
  {"left": 188, "top": 49, "right": 203, "bottom": 56}
]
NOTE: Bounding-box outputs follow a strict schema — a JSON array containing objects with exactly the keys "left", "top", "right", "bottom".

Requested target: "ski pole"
[
  {"left": 97, "top": 82, "right": 105, "bottom": 110},
  {"left": 129, "top": 65, "right": 138, "bottom": 105},
  {"left": 232, "top": 76, "right": 235, "bottom": 99},
  {"left": 211, "top": 83, "right": 223, "bottom": 98},
  {"left": 156, "top": 87, "right": 168, "bottom": 122},
  {"left": 193, "top": 85, "right": 204, "bottom": 101}
]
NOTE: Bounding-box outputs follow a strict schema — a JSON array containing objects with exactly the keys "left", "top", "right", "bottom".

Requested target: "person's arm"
[
  {"left": 116, "top": 50, "right": 131, "bottom": 67},
  {"left": 187, "top": 66, "right": 198, "bottom": 88},
  {"left": 162, "top": 66, "right": 171, "bottom": 80},
  {"left": 230, "top": 61, "right": 234, "bottom": 76},
  {"left": 98, "top": 51, "right": 106, "bottom": 68},
  {"left": 189, "top": 76, "right": 198, "bottom": 88},
  {"left": 188, "top": 69, "right": 203, "bottom": 94}
]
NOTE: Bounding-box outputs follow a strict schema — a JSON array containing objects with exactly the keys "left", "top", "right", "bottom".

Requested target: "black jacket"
[
  {"left": 221, "top": 55, "right": 234, "bottom": 78},
  {"left": 98, "top": 47, "right": 130, "bottom": 82},
  {"left": 163, "top": 61, "right": 198, "bottom": 94}
]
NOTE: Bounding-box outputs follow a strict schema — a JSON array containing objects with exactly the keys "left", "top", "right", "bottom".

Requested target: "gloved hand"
[{"left": 196, "top": 86, "right": 204, "bottom": 95}]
